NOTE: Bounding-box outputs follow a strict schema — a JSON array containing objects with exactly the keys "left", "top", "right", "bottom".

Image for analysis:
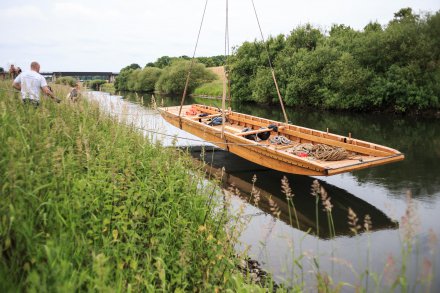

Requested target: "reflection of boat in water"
[{"left": 184, "top": 146, "right": 398, "bottom": 239}]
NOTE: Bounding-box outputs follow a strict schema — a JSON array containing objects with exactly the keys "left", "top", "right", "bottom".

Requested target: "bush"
[
  {"left": 99, "top": 83, "right": 116, "bottom": 94},
  {"left": 155, "top": 60, "right": 215, "bottom": 95},
  {"left": 84, "top": 79, "right": 107, "bottom": 90},
  {"left": 55, "top": 76, "right": 77, "bottom": 87},
  {"left": 137, "top": 67, "right": 162, "bottom": 92}
]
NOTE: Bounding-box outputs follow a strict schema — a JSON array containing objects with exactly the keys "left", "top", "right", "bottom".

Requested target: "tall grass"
[
  {"left": 246, "top": 176, "right": 437, "bottom": 292},
  {"left": 0, "top": 81, "right": 270, "bottom": 292}
]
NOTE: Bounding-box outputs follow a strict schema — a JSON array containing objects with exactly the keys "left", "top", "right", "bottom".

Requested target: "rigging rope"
[
  {"left": 225, "top": 0, "right": 232, "bottom": 110},
  {"left": 250, "top": 0, "right": 289, "bottom": 124},
  {"left": 178, "top": 0, "right": 209, "bottom": 120},
  {"left": 221, "top": 0, "right": 229, "bottom": 140}
]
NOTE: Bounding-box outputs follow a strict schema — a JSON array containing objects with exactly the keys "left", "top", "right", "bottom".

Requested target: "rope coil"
[{"left": 287, "top": 143, "right": 349, "bottom": 161}]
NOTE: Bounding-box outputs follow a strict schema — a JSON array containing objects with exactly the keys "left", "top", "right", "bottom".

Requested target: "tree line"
[
  {"left": 115, "top": 8, "right": 439, "bottom": 113},
  {"left": 114, "top": 60, "right": 216, "bottom": 94},
  {"left": 228, "top": 8, "right": 440, "bottom": 113}
]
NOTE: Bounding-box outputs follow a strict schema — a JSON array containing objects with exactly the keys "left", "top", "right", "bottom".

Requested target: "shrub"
[
  {"left": 55, "top": 76, "right": 77, "bottom": 87},
  {"left": 137, "top": 67, "right": 162, "bottom": 92},
  {"left": 84, "top": 79, "right": 107, "bottom": 90},
  {"left": 155, "top": 60, "right": 216, "bottom": 95}
]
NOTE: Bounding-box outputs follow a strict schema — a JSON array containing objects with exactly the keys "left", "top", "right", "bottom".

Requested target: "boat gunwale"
[{"left": 165, "top": 104, "right": 402, "bottom": 155}]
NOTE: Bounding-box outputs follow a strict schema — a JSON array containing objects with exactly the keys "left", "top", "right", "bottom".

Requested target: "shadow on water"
[{"left": 183, "top": 146, "right": 398, "bottom": 239}]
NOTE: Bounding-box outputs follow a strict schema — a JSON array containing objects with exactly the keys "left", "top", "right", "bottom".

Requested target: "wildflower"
[
  {"left": 419, "top": 257, "right": 433, "bottom": 283},
  {"left": 383, "top": 254, "right": 397, "bottom": 285},
  {"left": 320, "top": 186, "right": 333, "bottom": 212},
  {"left": 311, "top": 180, "right": 320, "bottom": 198},
  {"left": 281, "top": 176, "right": 294, "bottom": 199},
  {"left": 251, "top": 174, "right": 261, "bottom": 206},
  {"left": 348, "top": 208, "right": 361, "bottom": 235},
  {"left": 401, "top": 191, "right": 420, "bottom": 241},
  {"left": 268, "top": 197, "right": 281, "bottom": 218}
]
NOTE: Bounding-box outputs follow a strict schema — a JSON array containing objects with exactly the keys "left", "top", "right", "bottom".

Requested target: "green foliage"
[
  {"left": 121, "top": 56, "right": 225, "bottom": 94},
  {"left": 55, "top": 76, "right": 77, "bottom": 87},
  {"left": 193, "top": 80, "right": 224, "bottom": 97},
  {"left": 100, "top": 83, "right": 116, "bottom": 94},
  {"left": 137, "top": 67, "right": 162, "bottom": 92},
  {"left": 114, "top": 68, "right": 132, "bottom": 91},
  {"left": 228, "top": 8, "right": 440, "bottom": 112},
  {"left": 195, "top": 55, "right": 226, "bottom": 67},
  {"left": 0, "top": 82, "right": 272, "bottom": 292},
  {"left": 0, "top": 67, "right": 4, "bottom": 73},
  {"left": 147, "top": 55, "right": 226, "bottom": 69},
  {"left": 121, "top": 63, "right": 141, "bottom": 71},
  {"left": 84, "top": 79, "right": 107, "bottom": 90},
  {"left": 286, "top": 23, "right": 324, "bottom": 51},
  {"left": 115, "top": 67, "right": 162, "bottom": 93},
  {"left": 155, "top": 60, "right": 216, "bottom": 95}
]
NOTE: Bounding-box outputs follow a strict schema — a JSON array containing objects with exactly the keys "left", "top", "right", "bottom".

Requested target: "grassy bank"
[
  {"left": 193, "top": 80, "right": 224, "bottom": 98},
  {"left": 0, "top": 81, "right": 270, "bottom": 292}
]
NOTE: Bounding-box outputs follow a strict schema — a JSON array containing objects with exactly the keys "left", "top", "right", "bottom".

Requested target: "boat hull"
[{"left": 158, "top": 105, "right": 404, "bottom": 176}]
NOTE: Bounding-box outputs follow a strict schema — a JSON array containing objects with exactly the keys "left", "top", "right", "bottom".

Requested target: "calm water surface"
[{"left": 91, "top": 92, "right": 440, "bottom": 290}]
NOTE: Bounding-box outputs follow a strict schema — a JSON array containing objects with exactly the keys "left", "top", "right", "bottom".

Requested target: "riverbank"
[
  {"left": 98, "top": 89, "right": 439, "bottom": 291},
  {"left": 0, "top": 81, "right": 274, "bottom": 292}
]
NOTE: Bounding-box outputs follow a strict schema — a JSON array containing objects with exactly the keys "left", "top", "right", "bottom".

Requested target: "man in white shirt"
[{"left": 12, "top": 61, "right": 60, "bottom": 106}]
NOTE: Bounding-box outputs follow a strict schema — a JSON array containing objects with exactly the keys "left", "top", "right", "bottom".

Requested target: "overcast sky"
[{"left": 1, "top": 0, "right": 439, "bottom": 72}]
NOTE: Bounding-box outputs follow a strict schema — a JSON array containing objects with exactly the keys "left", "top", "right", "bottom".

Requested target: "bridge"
[{"left": 41, "top": 71, "right": 119, "bottom": 82}]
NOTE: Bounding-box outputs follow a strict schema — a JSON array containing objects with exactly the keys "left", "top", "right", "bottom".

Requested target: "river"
[{"left": 89, "top": 91, "right": 440, "bottom": 291}]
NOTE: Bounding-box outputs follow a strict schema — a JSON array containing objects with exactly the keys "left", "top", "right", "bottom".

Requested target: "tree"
[
  {"left": 121, "top": 63, "right": 141, "bottom": 71},
  {"left": 138, "top": 67, "right": 162, "bottom": 92},
  {"left": 286, "top": 24, "right": 323, "bottom": 51},
  {"left": 154, "top": 56, "right": 172, "bottom": 69},
  {"left": 155, "top": 60, "right": 215, "bottom": 95}
]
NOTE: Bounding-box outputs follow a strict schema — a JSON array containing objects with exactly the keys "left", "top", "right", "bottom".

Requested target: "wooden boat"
[{"left": 158, "top": 104, "right": 404, "bottom": 176}]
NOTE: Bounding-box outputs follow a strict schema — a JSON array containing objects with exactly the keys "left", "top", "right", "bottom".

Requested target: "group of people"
[
  {"left": 11, "top": 61, "right": 80, "bottom": 106},
  {"left": 9, "top": 64, "right": 22, "bottom": 79}
]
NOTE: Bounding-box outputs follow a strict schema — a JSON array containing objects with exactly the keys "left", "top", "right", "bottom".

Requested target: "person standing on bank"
[{"left": 12, "top": 61, "right": 60, "bottom": 106}]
